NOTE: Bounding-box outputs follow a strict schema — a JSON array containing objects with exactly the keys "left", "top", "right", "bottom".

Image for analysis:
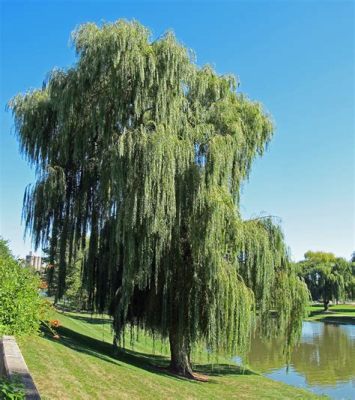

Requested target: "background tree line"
[{"left": 296, "top": 251, "right": 355, "bottom": 310}]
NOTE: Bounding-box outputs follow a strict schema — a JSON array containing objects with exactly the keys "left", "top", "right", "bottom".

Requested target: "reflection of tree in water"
[
  {"left": 245, "top": 323, "right": 355, "bottom": 386},
  {"left": 244, "top": 335, "right": 286, "bottom": 372},
  {"left": 292, "top": 323, "right": 355, "bottom": 386}
]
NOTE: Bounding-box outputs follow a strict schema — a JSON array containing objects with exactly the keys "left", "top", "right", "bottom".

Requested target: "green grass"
[
  {"left": 306, "top": 304, "right": 355, "bottom": 323},
  {"left": 18, "top": 309, "right": 325, "bottom": 400}
]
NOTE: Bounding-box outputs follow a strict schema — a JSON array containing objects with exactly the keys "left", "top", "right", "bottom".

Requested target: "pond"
[{"left": 239, "top": 321, "right": 355, "bottom": 399}]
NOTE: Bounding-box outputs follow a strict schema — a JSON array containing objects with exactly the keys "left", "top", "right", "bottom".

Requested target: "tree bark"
[
  {"left": 169, "top": 330, "right": 194, "bottom": 378},
  {"left": 323, "top": 299, "right": 329, "bottom": 311}
]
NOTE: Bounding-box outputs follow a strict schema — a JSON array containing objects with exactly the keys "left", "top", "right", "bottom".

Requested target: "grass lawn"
[
  {"left": 16, "top": 309, "right": 326, "bottom": 400},
  {"left": 306, "top": 304, "right": 355, "bottom": 323}
]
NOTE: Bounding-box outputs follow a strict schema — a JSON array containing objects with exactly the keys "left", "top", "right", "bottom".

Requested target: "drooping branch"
[{"left": 10, "top": 19, "right": 308, "bottom": 377}]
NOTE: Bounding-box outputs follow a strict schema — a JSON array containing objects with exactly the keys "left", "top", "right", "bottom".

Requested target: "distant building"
[{"left": 25, "top": 251, "right": 45, "bottom": 272}]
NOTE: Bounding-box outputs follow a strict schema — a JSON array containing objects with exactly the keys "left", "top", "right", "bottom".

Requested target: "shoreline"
[
  {"left": 17, "top": 309, "right": 325, "bottom": 400},
  {"left": 305, "top": 304, "right": 355, "bottom": 324}
]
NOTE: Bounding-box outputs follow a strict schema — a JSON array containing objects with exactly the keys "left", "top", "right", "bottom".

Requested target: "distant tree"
[
  {"left": 10, "top": 20, "right": 308, "bottom": 377},
  {"left": 41, "top": 246, "right": 58, "bottom": 298},
  {"left": 345, "top": 253, "right": 355, "bottom": 299},
  {"left": 43, "top": 244, "right": 88, "bottom": 309},
  {"left": 64, "top": 250, "right": 89, "bottom": 310},
  {"left": 299, "top": 251, "right": 351, "bottom": 310}
]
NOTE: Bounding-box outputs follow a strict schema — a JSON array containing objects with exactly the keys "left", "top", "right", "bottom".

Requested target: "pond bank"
[
  {"left": 17, "top": 310, "right": 324, "bottom": 400},
  {"left": 305, "top": 304, "right": 355, "bottom": 323}
]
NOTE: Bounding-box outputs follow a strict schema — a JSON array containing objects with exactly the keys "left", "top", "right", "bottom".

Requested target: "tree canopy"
[
  {"left": 298, "top": 251, "right": 354, "bottom": 310},
  {"left": 10, "top": 20, "right": 308, "bottom": 377}
]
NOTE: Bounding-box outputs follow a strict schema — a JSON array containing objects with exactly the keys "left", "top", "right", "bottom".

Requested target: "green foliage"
[
  {"left": 0, "top": 238, "right": 44, "bottom": 336},
  {"left": 42, "top": 244, "right": 89, "bottom": 309},
  {"left": 345, "top": 274, "right": 355, "bottom": 300},
  {"left": 345, "top": 255, "right": 355, "bottom": 299},
  {"left": 0, "top": 377, "right": 25, "bottom": 400},
  {"left": 64, "top": 250, "right": 89, "bottom": 309},
  {"left": 10, "top": 20, "right": 308, "bottom": 369},
  {"left": 298, "top": 251, "right": 354, "bottom": 309}
]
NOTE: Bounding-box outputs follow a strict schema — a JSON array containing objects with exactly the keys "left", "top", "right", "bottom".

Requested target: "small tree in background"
[
  {"left": 10, "top": 20, "right": 309, "bottom": 377},
  {"left": 299, "top": 251, "right": 352, "bottom": 310},
  {"left": 64, "top": 250, "right": 89, "bottom": 310},
  {"left": 43, "top": 244, "right": 88, "bottom": 309},
  {"left": 345, "top": 252, "right": 355, "bottom": 300}
]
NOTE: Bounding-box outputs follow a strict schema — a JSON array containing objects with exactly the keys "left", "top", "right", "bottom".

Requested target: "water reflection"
[{"left": 243, "top": 322, "right": 355, "bottom": 399}]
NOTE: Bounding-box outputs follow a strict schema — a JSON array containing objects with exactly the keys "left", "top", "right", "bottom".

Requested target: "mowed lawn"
[
  {"left": 306, "top": 304, "right": 355, "bottom": 322},
  {"left": 18, "top": 310, "right": 325, "bottom": 400}
]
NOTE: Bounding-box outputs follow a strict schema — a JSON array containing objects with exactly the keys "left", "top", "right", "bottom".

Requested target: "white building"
[{"left": 25, "top": 251, "right": 44, "bottom": 272}]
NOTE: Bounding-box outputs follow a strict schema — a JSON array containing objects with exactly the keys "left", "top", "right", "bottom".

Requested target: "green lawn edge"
[
  {"left": 17, "top": 309, "right": 328, "bottom": 400},
  {"left": 305, "top": 304, "right": 355, "bottom": 323}
]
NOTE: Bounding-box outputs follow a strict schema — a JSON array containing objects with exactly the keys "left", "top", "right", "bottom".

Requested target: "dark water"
[{"left": 238, "top": 322, "right": 355, "bottom": 399}]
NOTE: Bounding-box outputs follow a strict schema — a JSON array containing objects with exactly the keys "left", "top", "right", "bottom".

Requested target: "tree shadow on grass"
[
  {"left": 42, "top": 325, "right": 256, "bottom": 382},
  {"left": 308, "top": 307, "right": 355, "bottom": 324},
  {"left": 65, "top": 314, "right": 112, "bottom": 325},
  {"left": 308, "top": 305, "right": 355, "bottom": 314},
  {"left": 329, "top": 308, "right": 355, "bottom": 314},
  {"left": 194, "top": 363, "right": 256, "bottom": 377},
  {"left": 54, "top": 307, "right": 113, "bottom": 325}
]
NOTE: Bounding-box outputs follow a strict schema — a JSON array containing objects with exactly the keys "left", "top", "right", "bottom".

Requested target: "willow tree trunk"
[
  {"left": 169, "top": 330, "right": 194, "bottom": 378},
  {"left": 323, "top": 299, "right": 330, "bottom": 311}
]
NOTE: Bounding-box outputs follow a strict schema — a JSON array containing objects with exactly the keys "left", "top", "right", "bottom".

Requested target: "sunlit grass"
[
  {"left": 306, "top": 303, "right": 355, "bottom": 322},
  {"left": 16, "top": 309, "right": 327, "bottom": 400}
]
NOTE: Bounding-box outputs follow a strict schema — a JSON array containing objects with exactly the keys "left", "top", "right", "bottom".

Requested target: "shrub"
[
  {"left": 0, "top": 238, "right": 43, "bottom": 336},
  {"left": 0, "top": 376, "right": 25, "bottom": 400}
]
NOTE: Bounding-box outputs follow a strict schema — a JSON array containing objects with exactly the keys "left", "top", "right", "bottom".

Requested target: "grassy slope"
[
  {"left": 306, "top": 304, "right": 355, "bottom": 323},
  {"left": 18, "top": 310, "right": 325, "bottom": 400}
]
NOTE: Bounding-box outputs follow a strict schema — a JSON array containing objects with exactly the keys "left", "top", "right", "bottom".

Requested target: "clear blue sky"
[{"left": 0, "top": 0, "right": 354, "bottom": 261}]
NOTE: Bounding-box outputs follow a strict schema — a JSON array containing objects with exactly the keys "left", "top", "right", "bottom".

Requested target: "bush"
[
  {"left": 0, "top": 238, "right": 43, "bottom": 336},
  {"left": 0, "top": 377, "right": 25, "bottom": 400}
]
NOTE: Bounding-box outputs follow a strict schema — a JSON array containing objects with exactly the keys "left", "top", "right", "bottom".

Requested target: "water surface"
[{"left": 242, "top": 321, "right": 355, "bottom": 399}]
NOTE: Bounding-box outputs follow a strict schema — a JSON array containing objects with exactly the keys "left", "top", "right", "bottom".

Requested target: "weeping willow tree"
[
  {"left": 10, "top": 20, "right": 308, "bottom": 378},
  {"left": 299, "top": 251, "right": 350, "bottom": 310}
]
